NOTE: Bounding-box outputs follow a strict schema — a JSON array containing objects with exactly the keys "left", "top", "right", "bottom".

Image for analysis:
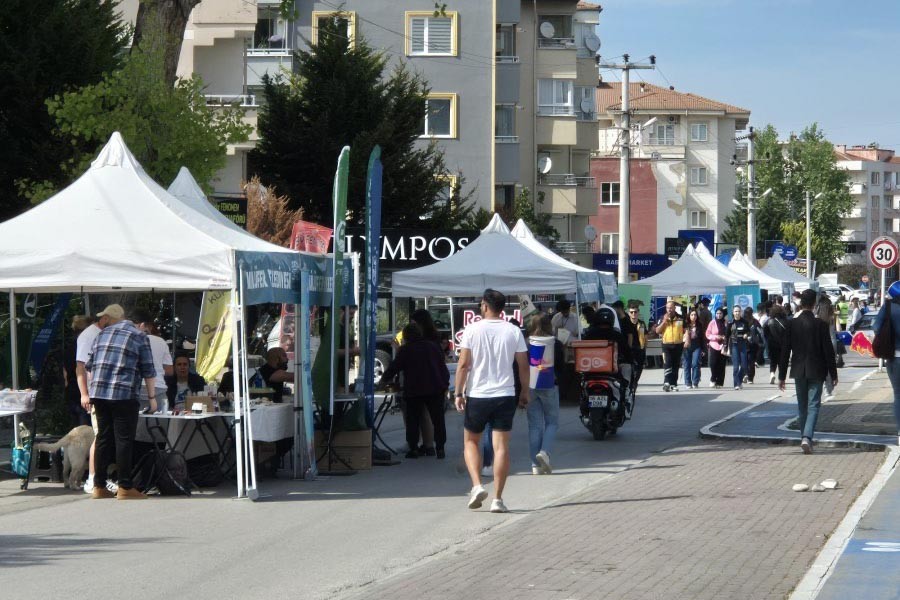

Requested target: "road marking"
[{"left": 862, "top": 542, "right": 900, "bottom": 552}]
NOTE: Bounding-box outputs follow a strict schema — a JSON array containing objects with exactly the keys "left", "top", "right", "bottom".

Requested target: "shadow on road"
[{"left": 0, "top": 534, "right": 174, "bottom": 568}]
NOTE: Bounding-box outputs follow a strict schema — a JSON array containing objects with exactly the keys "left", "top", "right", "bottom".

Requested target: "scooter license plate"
[{"left": 588, "top": 395, "right": 608, "bottom": 408}]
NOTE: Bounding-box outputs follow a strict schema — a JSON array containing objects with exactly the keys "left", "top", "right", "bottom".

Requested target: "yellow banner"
[{"left": 195, "top": 290, "right": 233, "bottom": 382}]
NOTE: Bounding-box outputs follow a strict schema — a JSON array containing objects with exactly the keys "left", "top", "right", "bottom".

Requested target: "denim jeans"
[
  {"left": 682, "top": 346, "right": 702, "bottom": 387},
  {"left": 885, "top": 358, "right": 900, "bottom": 434},
  {"left": 92, "top": 398, "right": 140, "bottom": 489},
  {"left": 527, "top": 387, "right": 560, "bottom": 466},
  {"left": 731, "top": 343, "right": 748, "bottom": 388},
  {"left": 794, "top": 377, "right": 824, "bottom": 440}
]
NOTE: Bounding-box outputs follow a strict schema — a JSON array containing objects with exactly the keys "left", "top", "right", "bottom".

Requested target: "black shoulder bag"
[{"left": 873, "top": 300, "right": 895, "bottom": 360}]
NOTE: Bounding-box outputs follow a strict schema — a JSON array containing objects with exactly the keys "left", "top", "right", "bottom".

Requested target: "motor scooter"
[{"left": 572, "top": 340, "right": 635, "bottom": 440}]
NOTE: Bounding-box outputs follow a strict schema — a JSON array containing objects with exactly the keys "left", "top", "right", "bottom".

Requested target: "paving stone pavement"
[
  {"left": 342, "top": 441, "right": 885, "bottom": 600},
  {"left": 804, "top": 371, "right": 896, "bottom": 436}
]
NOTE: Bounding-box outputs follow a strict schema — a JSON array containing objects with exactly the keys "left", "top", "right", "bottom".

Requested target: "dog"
[{"left": 35, "top": 425, "right": 94, "bottom": 490}]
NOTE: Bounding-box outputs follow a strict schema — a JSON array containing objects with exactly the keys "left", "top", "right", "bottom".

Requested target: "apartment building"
[
  {"left": 834, "top": 145, "right": 900, "bottom": 265},
  {"left": 117, "top": 1, "right": 602, "bottom": 251},
  {"left": 589, "top": 82, "right": 749, "bottom": 265}
]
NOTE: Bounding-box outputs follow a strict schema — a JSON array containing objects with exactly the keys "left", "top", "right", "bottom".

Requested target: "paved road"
[{"left": 0, "top": 362, "right": 882, "bottom": 599}]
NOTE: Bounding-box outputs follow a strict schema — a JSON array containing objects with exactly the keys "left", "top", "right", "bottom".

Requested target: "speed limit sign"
[{"left": 870, "top": 236, "right": 900, "bottom": 269}]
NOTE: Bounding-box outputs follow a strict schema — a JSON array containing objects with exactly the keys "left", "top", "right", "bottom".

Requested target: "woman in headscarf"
[{"left": 704, "top": 307, "right": 728, "bottom": 389}]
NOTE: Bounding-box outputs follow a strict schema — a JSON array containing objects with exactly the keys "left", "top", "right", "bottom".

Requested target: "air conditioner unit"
[{"left": 667, "top": 116, "right": 679, "bottom": 123}]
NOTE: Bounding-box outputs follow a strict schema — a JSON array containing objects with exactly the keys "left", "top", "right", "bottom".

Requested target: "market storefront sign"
[{"left": 345, "top": 228, "right": 477, "bottom": 270}]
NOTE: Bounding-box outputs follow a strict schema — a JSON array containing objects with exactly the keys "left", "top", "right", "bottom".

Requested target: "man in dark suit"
[{"left": 778, "top": 289, "right": 838, "bottom": 454}]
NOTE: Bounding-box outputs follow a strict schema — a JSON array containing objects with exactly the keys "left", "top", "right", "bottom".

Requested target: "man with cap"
[
  {"left": 778, "top": 289, "right": 838, "bottom": 454},
  {"left": 82, "top": 304, "right": 157, "bottom": 499}
]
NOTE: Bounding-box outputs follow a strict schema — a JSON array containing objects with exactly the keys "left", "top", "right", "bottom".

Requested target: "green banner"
[
  {"left": 617, "top": 283, "right": 652, "bottom": 324},
  {"left": 330, "top": 147, "right": 351, "bottom": 413}
]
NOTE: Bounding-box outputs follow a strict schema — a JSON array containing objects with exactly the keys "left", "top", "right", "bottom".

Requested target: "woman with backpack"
[
  {"left": 764, "top": 304, "right": 789, "bottom": 384},
  {"left": 874, "top": 281, "right": 900, "bottom": 446},
  {"left": 743, "top": 307, "right": 764, "bottom": 384},
  {"left": 726, "top": 306, "right": 750, "bottom": 390}
]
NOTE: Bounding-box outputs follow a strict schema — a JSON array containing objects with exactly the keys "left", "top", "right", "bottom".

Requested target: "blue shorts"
[{"left": 464, "top": 395, "right": 517, "bottom": 433}]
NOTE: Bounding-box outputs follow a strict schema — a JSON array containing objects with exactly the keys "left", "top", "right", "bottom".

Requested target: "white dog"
[{"left": 35, "top": 426, "right": 94, "bottom": 490}]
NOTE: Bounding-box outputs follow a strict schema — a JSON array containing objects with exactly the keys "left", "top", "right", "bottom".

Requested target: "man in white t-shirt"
[
  {"left": 454, "top": 289, "right": 529, "bottom": 514},
  {"left": 133, "top": 309, "right": 173, "bottom": 412},
  {"left": 75, "top": 315, "right": 102, "bottom": 493}
]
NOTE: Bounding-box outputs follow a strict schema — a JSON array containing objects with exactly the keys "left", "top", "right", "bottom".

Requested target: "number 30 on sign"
[{"left": 870, "top": 236, "right": 900, "bottom": 269}]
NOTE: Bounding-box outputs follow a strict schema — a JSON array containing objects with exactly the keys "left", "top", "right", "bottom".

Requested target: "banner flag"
[
  {"left": 725, "top": 284, "right": 761, "bottom": 314},
  {"left": 361, "top": 146, "right": 383, "bottom": 426},
  {"left": 330, "top": 146, "right": 351, "bottom": 414},
  {"left": 617, "top": 284, "right": 651, "bottom": 323},
  {"left": 290, "top": 220, "right": 333, "bottom": 253},
  {"left": 30, "top": 293, "right": 71, "bottom": 377},
  {"left": 195, "top": 290, "right": 234, "bottom": 382}
]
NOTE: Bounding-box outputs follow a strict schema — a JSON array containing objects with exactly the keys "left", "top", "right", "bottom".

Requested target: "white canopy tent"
[
  {"left": 693, "top": 242, "right": 750, "bottom": 283},
  {"left": 762, "top": 253, "right": 810, "bottom": 287},
  {"left": 168, "top": 166, "right": 249, "bottom": 233},
  {"left": 392, "top": 214, "right": 607, "bottom": 298},
  {"left": 637, "top": 245, "right": 742, "bottom": 296},
  {"left": 0, "top": 133, "right": 322, "bottom": 499},
  {"left": 727, "top": 249, "right": 785, "bottom": 293}
]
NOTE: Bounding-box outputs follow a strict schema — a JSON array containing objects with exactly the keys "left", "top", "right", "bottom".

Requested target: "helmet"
[
  {"left": 889, "top": 281, "right": 900, "bottom": 300},
  {"left": 593, "top": 308, "right": 616, "bottom": 327}
]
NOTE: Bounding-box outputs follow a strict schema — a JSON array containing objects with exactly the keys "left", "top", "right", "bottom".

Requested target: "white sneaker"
[
  {"left": 672, "top": 386, "right": 679, "bottom": 392},
  {"left": 467, "top": 485, "right": 488, "bottom": 510},
  {"left": 662, "top": 383, "right": 670, "bottom": 392},
  {"left": 83, "top": 476, "right": 94, "bottom": 494},
  {"left": 800, "top": 438, "right": 812, "bottom": 454},
  {"left": 535, "top": 450, "right": 552, "bottom": 474},
  {"left": 106, "top": 480, "right": 119, "bottom": 494},
  {"left": 481, "top": 465, "right": 493, "bottom": 478},
  {"left": 490, "top": 498, "right": 509, "bottom": 513},
  {"left": 709, "top": 381, "right": 716, "bottom": 388},
  {"left": 742, "top": 376, "right": 749, "bottom": 384},
  {"left": 532, "top": 466, "right": 541, "bottom": 475},
  {"left": 734, "top": 386, "right": 741, "bottom": 391},
  {"left": 769, "top": 374, "right": 776, "bottom": 384}
]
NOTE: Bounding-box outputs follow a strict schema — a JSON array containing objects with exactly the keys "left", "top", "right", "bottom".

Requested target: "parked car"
[{"left": 820, "top": 286, "right": 843, "bottom": 305}]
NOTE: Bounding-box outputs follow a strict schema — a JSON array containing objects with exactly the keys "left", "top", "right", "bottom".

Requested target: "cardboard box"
[
  {"left": 254, "top": 441, "right": 277, "bottom": 465},
  {"left": 571, "top": 340, "right": 618, "bottom": 374},
  {"left": 314, "top": 429, "right": 372, "bottom": 471}
]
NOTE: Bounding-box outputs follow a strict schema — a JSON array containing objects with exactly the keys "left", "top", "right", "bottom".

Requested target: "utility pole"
[
  {"left": 746, "top": 126, "right": 756, "bottom": 261},
  {"left": 598, "top": 54, "right": 655, "bottom": 283},
  {"left": 805, "top": 190, "right": 811, "bottom": 275}
]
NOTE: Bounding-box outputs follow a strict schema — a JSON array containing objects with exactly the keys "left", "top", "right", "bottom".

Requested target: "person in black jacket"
[
  {"left": 778, "top": 289, "right": 838, "bottom": 454},
  {"left": 764, "top": 304, "right": 789, "bottom": 384},
  {"left": 381, "top": 322, "right": 450, "bottom": 459},
  {"left": 165, "top": 351, "right": 206, "bottom": 410}
]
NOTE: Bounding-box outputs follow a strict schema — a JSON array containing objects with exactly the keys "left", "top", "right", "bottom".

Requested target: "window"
[
  {"left": 885, "top": 219, "right": 893, "bottom": 233},
  {"left": 600, "top": 233, "right": 619, "bottom": 254},
  {"left": 536, "top": 15, "right": 574, "bottom": 48},
  {"left": 872, "top": 195, "right": 881, "bottom": 209},
  {"left": 600, "top": 182, "right": 620, "bottom": 205},
  {"left": 311, "top": 11, "right": 357, "bottom": 47},
  {"left": 495, "top": 105, "right": 516, "bottom": 139},
  {"left": 495, "top": 185, "right": 515, "bottom": 210},
  {"left": 421, "top": 93, "right": 457, "bottom": 138},
  {"left": 651, "top": 124, "right": 675, "bottom": 145},
  {"left": 435, "top": 175, "right": 458, "bottom": 209},
  {"left": 253, "top": 9, "right": 287, "bottom": 49},
  {"left": 872, "top": 172, "right": 881, "bottom": 185},
  {"left": 407, "top": 12, "right": 457, "bottom": 56},
  {"left": 537, "top": 79, "right": 574, "bottom": 116},
  {"left": 496, "top": 25, "right": 516, "bottom": 60},
  {"left": 872, "top": 216, "right": 879, "bottom": 232},
  {"left": 690, "top": 123, "right": 708, "bottom": 142},
  {"left": 690, "top": 167, "right": 708, "bottom": 185},
  {"left": 690, "top": 210, "right": 708, "bottom": 229},
  {"left": 575, "top": 86, "right": 595, "bottom": 120}
]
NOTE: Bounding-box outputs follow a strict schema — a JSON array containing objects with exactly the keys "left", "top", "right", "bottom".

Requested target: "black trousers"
[
  {"left": 633, "top": 349, "right": 646, "bottom": 385},
  {"left": 708, "top": 348, "right": 726, "bottom": 386},
  {"left": 661, "top": 344, "right": 683, "bottom": 386},
  {"left": 746, "top": 344, "right": 758, "bottom": 382},
  {"left": 92, "top": 398, "right": 140, "bottom": 489},
  {"left": 405, "top": 393, "right": 447, "bottom": 451},
  {"left": 768, "top": 343, "right": 782, "bottom": 374}
]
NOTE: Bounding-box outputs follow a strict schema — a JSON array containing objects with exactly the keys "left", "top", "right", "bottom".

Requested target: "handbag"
[{"left": 873, "top": 300, "right": 895, "bottom": 359}]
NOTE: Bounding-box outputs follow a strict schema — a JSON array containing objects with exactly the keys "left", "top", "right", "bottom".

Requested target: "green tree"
[
  {"left": 722, "top": 124, "right": 852, "bottom": 269},
  {"left": 250, "top": 16, "right": 474, "bottom": 229},
  {"left": 25, "top": 39, "right": 251, "bottom": 199},
  {"left": 0, "top": 0, "right": 126, "bottom": 219},
  {"left": 132, "top": 0, "right": 202, "bottom": 87},
  {"left": 501, "top": 188, "right": 559, "bottom": 243}
]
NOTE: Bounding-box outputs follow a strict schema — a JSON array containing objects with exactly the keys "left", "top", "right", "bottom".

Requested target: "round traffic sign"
[
  {"left": 869, "top": 236, "right": 900, "bottom": 269},
  {"left": 783, "top": 245, "right": 798, "bottom": 261},
  {"left": 772, "top": 243, "right": 785, "bottom": 257}
]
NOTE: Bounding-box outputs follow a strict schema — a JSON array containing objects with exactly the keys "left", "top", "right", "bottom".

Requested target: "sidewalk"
[{"left": 801, "top": 370, "right": 896, "bottom": 437}]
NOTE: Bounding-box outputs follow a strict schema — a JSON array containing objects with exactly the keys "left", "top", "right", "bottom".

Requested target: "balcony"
[
  {"left": 246, "top": 49, "right": 293, "bottom": 86},
  {"left": 846, "top": 207, "right": 867, "bottom": 219},
  {"left": 555, "top": 241, "right": 594, "bottom": 254},
  {"left": 538, "top": 174, "right": 595, "bottom": 187},
  {"left": 849, "top": 182, "right": 867, "bottom": 195},
  {"left": 538, "top": 37, "right": 575, "bottom": 49},
  {"left": 536, "top": 48, "right": 577, "bottom": 78},
  {"left": 536, "top": 114, "right": 577, "bottom": 145},
  {"left": 495, "top": 61, "right": 520, "bottom": 103},
  {"left": 537, "top": 184, "right": 597, "bottom": 215},
  {"left": 495, "top": 139, "right": 520, "bottom": 182},
  {"left": 204, "top": 94, "right": 257, "bottom": 107},
  {"left": 576, "top": 119, "right": 596, "bottom": 149}
]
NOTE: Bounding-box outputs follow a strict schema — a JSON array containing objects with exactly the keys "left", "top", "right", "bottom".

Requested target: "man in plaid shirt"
[{"left": 84, "top": 304, "right": 157, "bottom": 499}]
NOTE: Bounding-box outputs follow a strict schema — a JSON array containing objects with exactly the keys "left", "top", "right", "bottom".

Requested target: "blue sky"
[{"left": 597, "top": 0, "right": 900, "bottom": 148}]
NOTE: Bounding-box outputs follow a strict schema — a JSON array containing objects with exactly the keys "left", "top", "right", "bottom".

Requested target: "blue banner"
[
  {"left": 597, "top": 272, "right": 619, "bottom": 303},
  {"left": 362, "top": 146, "right": 382, "bottom": 426},
  {"left": 725, "top": 284, "right": 761, "bottom": 315},
  {"left": 235, "top": 251, "right": 353, "bottom": 306},
  {"left": 575, "top": 271, "right": 601, "bottom": 303},
  {"left": 30, "top": 293, "right": 72, "bottom": 377}
]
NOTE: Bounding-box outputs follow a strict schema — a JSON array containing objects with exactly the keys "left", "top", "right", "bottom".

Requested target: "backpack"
[
  {"left": 873, "top": 300, "right": 895, "bottom": 360},
  {"left": 155, "top": 452, "right": 193, "bottom": 496}
]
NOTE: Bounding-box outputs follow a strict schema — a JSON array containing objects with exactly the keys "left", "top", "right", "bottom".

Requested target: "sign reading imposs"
[{"left": 345, "top": 228, "right": 477, "bottom": 270}]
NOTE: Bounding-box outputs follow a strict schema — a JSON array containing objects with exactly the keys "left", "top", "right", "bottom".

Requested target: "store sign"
[
  {"left": 214, "top": 197, "right": 248, "bottom": 229},
  {"left": 664, "top": 237, "right": 689, "bottom": 258},
  {"left": 345, "top": 228, "right": 477, "bottom": 270}
]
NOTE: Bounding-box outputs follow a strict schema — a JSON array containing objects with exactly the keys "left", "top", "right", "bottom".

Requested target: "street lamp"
[{"left": 806, "top": 191, "right": 824, "bottom": 278}]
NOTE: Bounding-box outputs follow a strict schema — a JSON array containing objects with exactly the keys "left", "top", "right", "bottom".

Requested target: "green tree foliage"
[
  {"left": 0, "top": 0, "right": 126, "bottom": 219},
  {"left": 250, "top": 16, "right": 474, "bottom": 229},
  {"left": 25, "top": 40, "right": 251, "bottom": 199},
  {"left": 501, "top": 188, "right": 559, "bottom": 242},
  {"left": 722, "top": 124, "right": 852, "bottom": 270}
]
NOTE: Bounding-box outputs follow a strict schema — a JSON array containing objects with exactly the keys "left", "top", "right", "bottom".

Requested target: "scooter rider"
[{"left": 583, "top": 308, "right": 633, "bottom": 372}]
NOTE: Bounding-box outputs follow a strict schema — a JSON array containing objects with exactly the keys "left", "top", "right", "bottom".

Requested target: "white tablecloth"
[{"left": 248, "top": 403, "right": 293, "bottom": 443}]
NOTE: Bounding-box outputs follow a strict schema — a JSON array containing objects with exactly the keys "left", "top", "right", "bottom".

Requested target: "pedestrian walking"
[
  {"left": 525, "top": 313, "right": 562, "bottom": 475},
  {"left": 705, "top": 307, "right": 728, "bottom": 388},
  {"left": 744, "top": 307, "right": 763, "bottom": 384},
  {"left": 815, "top": 296, "right": 842, "bottom": 393},
  {"left": 655, "top": 300, "right": 685, "bottom": 392},
  {"left": 874, "top": 281, "right": 900, "bottom": 446},
  {"left": 726, "top": 306, "right": 750, "bottom": 390},
  {"left": 83, "top": 304, "right": 157, "bottom": 499},
  {"left": 454, "top": 289, "right": 529, "bottom": 513},
  {"left": 847, "top": 298, "right": 863, "bottom": 333},
  {"left": 778, "top": 289, "right": 838, "bottom": 454},
  {"left": 764, "top": 304, "right": 789, "bottom": 384},
  {"left": 627, "top": 303, "right": 647, "bottom": 387},
  {"left": 681, "top": 309, "right": 704, "bottom": 389}
]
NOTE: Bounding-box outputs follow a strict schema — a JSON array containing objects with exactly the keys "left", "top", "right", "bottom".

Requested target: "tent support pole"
[
  {"left": 238, "top": 273, "right": 259, "bottom": 499},
  {"left": 9, "top": 291, "right": 19, "bottom": 446},
  {"left": 293, "top": 300, "right": 302, "bottom": 479},
  {"left": 230, "top": 287, "right": 245, "bottom": 498},
  {"left": 449, "top": 297, "right": 455, "bottom": 349}
]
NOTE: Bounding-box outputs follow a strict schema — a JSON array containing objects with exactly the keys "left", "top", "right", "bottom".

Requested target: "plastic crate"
[{"left": 572, "top": 340, "right": 618, "bottom": 374}]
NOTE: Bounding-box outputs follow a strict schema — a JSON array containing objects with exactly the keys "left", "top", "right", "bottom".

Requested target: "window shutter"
[
  {"left": 411, "top": 18, "right": 425, "bottom": 53},
  {"left": 428, "top": 17, "right": 452, "bottom": 53}
]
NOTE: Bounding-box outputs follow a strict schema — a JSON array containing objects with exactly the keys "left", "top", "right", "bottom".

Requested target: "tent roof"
[
  {"left": 510, "top": 219, "right": 598, "bottom": 274},
  {"left": 727, "top": 249, "right": 785, "bottom": 292},
  {"left": 0, "top": 132, "right": 294, "bottom": 292},
  {"left": 392, "top": 214, "right": 599, "bottom": 297},
  {"left": 637, "top": 245, "right": 742, "bottom": 295},
  {"left": 168, "top": 166, "right": 246, "bottom": 233},
  {"left": 762, "top": 253, "right": 809, "bottom": 284}
]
